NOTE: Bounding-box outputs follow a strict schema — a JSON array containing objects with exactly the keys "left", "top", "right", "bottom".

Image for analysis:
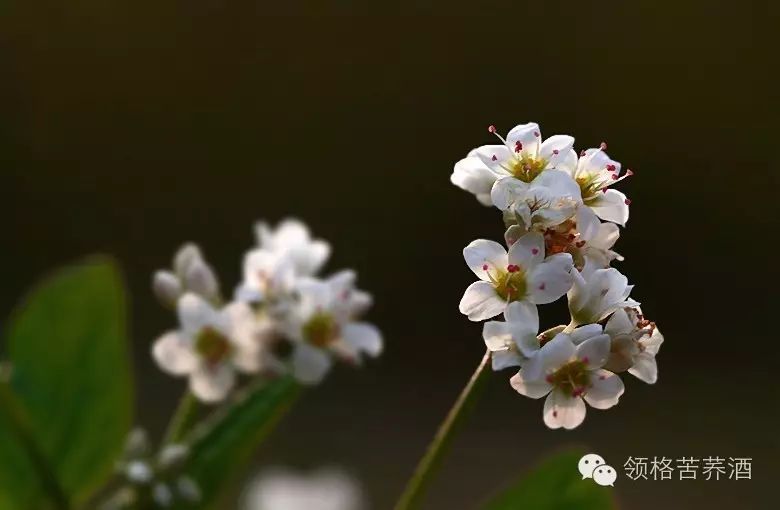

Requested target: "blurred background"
[{"left": 1, "top": 2, "right": 776, "bottom": 509}]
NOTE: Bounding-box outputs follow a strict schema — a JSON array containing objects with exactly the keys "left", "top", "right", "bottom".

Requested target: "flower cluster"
[
  {"left": 452, "top": 122, "right": 663, "bottom": 430},
  {"left": 102, "top": 429, "right": 200, "bottom": 509},
  {"left": 152, "top": 219, "right": 383, "bottom": 402}
]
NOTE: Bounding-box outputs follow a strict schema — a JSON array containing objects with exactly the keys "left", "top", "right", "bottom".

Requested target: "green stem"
[
  {"left": 0, "top": 381, "right": 70, "bottom": 510},
  {"left": 162, "top": 390, "right": 200, "bottom": 445},
  {"left": 394, "top": 349, "right": 492, "bottom": 510}
]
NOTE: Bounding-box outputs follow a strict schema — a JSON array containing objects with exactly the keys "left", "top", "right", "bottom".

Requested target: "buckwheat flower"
[
  {"left": 459, "top": 233, "right": 575, "bottom": 321},
  {"left": 235, "top": 248, "right": 297, "bottom": 305},
  {"left": 510, "top": 331, "right": 624, "bottom": 429},
  {"left": 482, "top": 301, "right": 540, "bottom": 370},
  {"left": 451, "top": 123, "right": 577, "bottom": 205},
  {"left": 283, "top": 274, "right": 382, "bottom": 384},
  {"left": 567, "top": 259, "right": 639, "bottom": 327},
  {"left": 242, "top": 468, "right": 365, "bottom": 510},
  {"left": 566, "top": 145, "right": 632, "bottom": 226},
  {"left": 152, "top": 293, "right": 268, "bottom": 402},
  {"left": 153, "top": 243, "right": 221, "bottom": 307},
  {"left": 492, "top": 170, "right": 580, "bottom": 230},
  {"left": 603, "top": 307, "right": 664, "bottom": 383},
  {"left": 256, "top": 218, "right": 331, "bottom": 276}
]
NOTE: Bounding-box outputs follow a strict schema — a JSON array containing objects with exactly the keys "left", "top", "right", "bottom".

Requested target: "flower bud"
[
  {"left": 152, "top": 271, "right": 182, "bottom": 308},
  {"left": 184, "top": 259, "right": 220, "bottom": 302}
]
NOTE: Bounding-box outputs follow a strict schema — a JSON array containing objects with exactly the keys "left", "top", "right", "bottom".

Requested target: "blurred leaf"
[
  {"left": 182, "top": 376, "right": 300, "bottom": 509},
  {"left": 481, "top": 450, "right": 617, "bottom": 510},
  {"left": 0, "top": 257, "right": 132, "bottom": 508}
]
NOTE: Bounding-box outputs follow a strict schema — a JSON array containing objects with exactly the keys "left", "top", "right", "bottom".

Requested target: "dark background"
[{"left": 1, "top": 2, "right": 777, "bottom": 509}]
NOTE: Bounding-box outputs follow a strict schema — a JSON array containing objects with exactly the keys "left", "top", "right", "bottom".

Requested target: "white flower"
[
  {"left": 242, "top": 468, "right": 365, "bottom": 510},
  {"left": 504, "top": 201, "right": 622, "bottom": 271},
  {"left": 152, "top": 293, "right": 270, "bottom": 402},
  {"left": 255, "top": 218, "right": 331, "bottom": 276},
  {"left": 604, "top": 307, "right": 664, "bottom": 384},
  {"left": 236, "top": 248, "right": 297, "bottom": 305},
  {"left": 565, "top": 145, "right": 632, "bottom": 226},
  {"left": 451, "top": 122, "right": 577, "bottom": 205},
  {"left": 459, "top": 233, "right": 575, "bottom": 321},
  {"left": 283, "top": 272, "right": 382, "bottom": 384},
  {"left": 153, "top": 243, "right": 220, "bottom": 306},
  {"left": 510, "top": 331, "right": 624, "bottom": 430},
  {"left": 492, "top": 170, "right": 580, "bottom": 231},
  {"left": 567, "top": 259, "right": 639, "bottom": 326},
  {"left": 482, "top": 301, "right": 540, "bottom": 370}
]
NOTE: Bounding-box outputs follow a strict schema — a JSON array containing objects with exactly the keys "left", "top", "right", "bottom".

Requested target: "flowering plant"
[{"left": 0, "top": 123, "right": 660, "bottom": 510}]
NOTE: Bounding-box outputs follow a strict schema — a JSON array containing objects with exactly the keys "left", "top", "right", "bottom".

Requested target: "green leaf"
[
  {"left": 481, "top": 450, "right": 618, "bottom": 510},
  {"left": 181, "top": 376, "right": 300, "bottom": 509},
  {"left": 0, "top": 257, "right": 132, "bottom": 508}
]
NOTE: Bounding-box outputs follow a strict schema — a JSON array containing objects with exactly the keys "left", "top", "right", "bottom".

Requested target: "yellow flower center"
[
  {"left": 303, "top": 312, "right": 339, "bottom": 348},
  {"left": 508, "top": 154, "right": 547, "bottom": 183},
  {"left": 490, "top": 266, "right": 528, "bottom": 301},
  {"left": 547, "top": 359, "right": 591, "bottom": 397},
  {"left": 195, "top": 327, "right": 232, "bottom": 364},
  {"left": 575, "top": 173, "right": 604, "bottom": 201}
]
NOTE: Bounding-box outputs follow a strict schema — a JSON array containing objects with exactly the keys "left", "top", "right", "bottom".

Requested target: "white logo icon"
[
  {"left": 578, "top": 453, "right": 616, "bottom": 486},
  {"left": 592, "top": 465, "right": 617, "bottom": 486}
]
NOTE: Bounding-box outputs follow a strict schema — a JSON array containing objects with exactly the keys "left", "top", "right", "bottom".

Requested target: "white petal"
[
  {"left": 527, "top": 253, "right": 574, "bottom": 304},
  {"left": 532, "top": 169, "right": 581, "bottom": 200},
  {"left": 189, "top": 363, "right": 235, "bottom": 403},
  {"left": 506, "top": 122, "right": 541, "bottom": 157},
  {"left": 504, "top": 301, "right": 539, "bottom": 333},
  {"left": 293, "top": 239, "right": 331, "bottom": 275},
  {"left": 575, "top": 205, "right": 602, "bottom": 242},
  {"left": 152, "top": 332, "right": 198, "bottom": 375},
  {"left": 604, "top": 308, "right": 634, "bottom": 337},
  {"left": 468, "top": 144, "right": 513, "bottom": 170},
  {"left": 507, "top": 232, "right": 545, "bottom": 271},
  {"left": 569, "top": 324, "right": 604, "bottom": 345},
  {"left": 178, "top": 293, "right": 220, "bottom": 336},
  {"left": 589, "top": 221, "right": 620, "bottom": 251},
  {"left": 628, "top": 353, "right": 658, "bottom": 384},
  {"left": 341, "top": 322, "right": 383, "bottom": 358},
  {"left": 539, "top": 135, "right": 575, "bottom": 167},
  {"left": 510, "top": 369, "right": 552, "bottom": 399},
  {"left": 543, "top": 390, "right": 586, "bottom": 430},
  {"left": 292, "top": 344, "right": 333, "bottom": 385},
  {"left": 491, "top": 177, "right": 530, "bottom": 211},
  {"left": 557, "top": 148, "right": 579, "bottom": 174},
  {"left": 463, "top": 239, "right": 508, "bottom": 279},
  {"left": 643, "top": 326, "right": 664, "bottom": 355},
  {"left": 458, "top": 281, "right": 506, "bottom": 321},
  {"left": 491, "top": 349, "right": 524, "bottom": 371},
  {"left": 482, "top": 321, "right": 511, "bottom": 351},
  {"left": 451, "top": 157, "right": 500, "bottom": 202},
  {"left": 575, "top": 334, "right": 611, "bottom": 369},
  {"left": 590, "top": 189, "right": 629, "bottom": 226},
  {"left": 524, "top": 333, "right": 575, "bottom": 381},
  {"left": 584, "top": 369, "right": 625, "bottom": 409}
]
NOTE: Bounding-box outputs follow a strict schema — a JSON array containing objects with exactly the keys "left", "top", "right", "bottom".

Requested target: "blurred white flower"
[
  {"left": 152, "top": 293, "right": 271, "bottom": 402},
  {"left": 451, "top": 122, "right": 577, "bottom": 206},
  {"left": 283, "top": 272, "right": 382, "bottom": 384},
  {"left": 603, "top": 307, "right": 664, "bottom": 383},
  {"left": 256, "top": 218, "right": 331, "bottom": 277},
  {"left": 510, "top": 331, "right": 624, "bottom": 430},
  {"left": 564, "top": 145, "right": 632, "bottom": 226},
  {"left": 236, "top": 248, "right": 298, "bottom": 305},
  {"left": 567, "top": 259, "right": 639, "bottom": 327},
  {"left": 153, "top": 243, "right": 221, "bottom": 307},
  {"left": 459, "top": 233, "right": 574, "bottom": 321},
  {"left": 242, "top": 468, "right": 365, "bottom": 510}
]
